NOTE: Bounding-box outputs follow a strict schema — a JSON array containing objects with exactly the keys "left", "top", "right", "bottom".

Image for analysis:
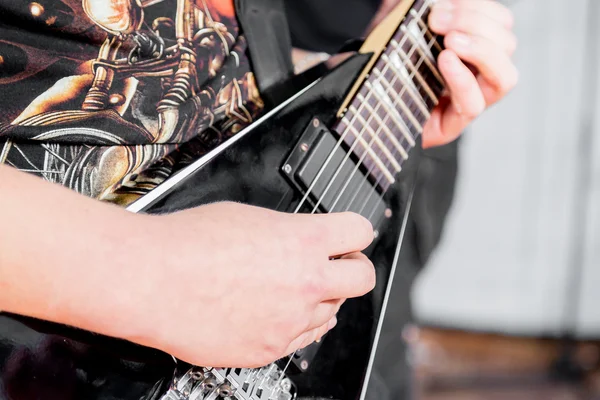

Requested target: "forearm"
[{"left": 0, "top": 165, "right": 150, "bottom": 340}]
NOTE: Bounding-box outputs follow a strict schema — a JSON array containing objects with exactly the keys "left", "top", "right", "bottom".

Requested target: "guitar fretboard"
[{"left": 334, "top": 0, "right": 445, "bottom": 192}]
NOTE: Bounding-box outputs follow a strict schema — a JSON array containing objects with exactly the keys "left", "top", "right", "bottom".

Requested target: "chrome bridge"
[{"left": 160, "top": 364, "right": 296, "bottom": 400}]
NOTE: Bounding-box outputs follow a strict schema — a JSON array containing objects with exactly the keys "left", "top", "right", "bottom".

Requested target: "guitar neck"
[{"left": 333, "top": 0, "right": 445, "bottom": 193}]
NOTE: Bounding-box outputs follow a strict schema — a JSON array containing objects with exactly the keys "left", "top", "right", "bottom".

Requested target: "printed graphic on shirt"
[{"left": 0, "top": 0, "right": 264, "bottom": 205}]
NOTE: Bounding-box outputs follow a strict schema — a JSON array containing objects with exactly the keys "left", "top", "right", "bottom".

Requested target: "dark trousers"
[{"left": 366, "top": 139, "right": 461, "bottom": 400}]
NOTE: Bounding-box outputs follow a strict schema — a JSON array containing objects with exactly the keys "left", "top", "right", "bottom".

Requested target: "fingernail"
[
  {"left": 431, "top": 10, "right": 453, "bottom": 30},
  {"left": 448, "top": 33, "right": 471, "bottom": 50}
]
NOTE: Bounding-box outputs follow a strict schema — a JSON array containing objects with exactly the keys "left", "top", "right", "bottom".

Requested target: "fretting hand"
[{"left": 423, "top": 0, "right": 518, "bottom": 148}]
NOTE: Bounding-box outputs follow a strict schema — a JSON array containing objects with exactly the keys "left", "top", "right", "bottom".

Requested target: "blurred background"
[
  {"left": 284, "top": 0, "right": 600, "bottom": 396},
  {"left": 405, "top": 0, "right": 600, "bottom": 398},
  {"left": 415, "top": 0, "right": 600, "bottom": 341}
]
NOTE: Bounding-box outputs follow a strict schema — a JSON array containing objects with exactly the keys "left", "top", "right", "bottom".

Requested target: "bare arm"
[
  {"left": 0, "top": 164, "right": 149, "bottom": 340},
  {"left": 0, "top": 165, "right": 375, "bottom": 367}
]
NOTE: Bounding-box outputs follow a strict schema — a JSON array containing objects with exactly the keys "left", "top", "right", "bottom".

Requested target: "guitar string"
[
  {"left": 271, "top": 3, "right": 435, "bottom": 397},
  {"left": 311, "top": 5, "right": 439, "bottom": 217},
  {"left": 293, "top": 1, "right": 430, "bottom": 216},
  {"left": 292, "top": 0, "right": 431, "bottom": 216},
  {"left": 332, "top": 45, "right": 439, "bottom": 227},
  {"left": 309, "top": 5, "right": 440, "bottom": 217},
  {"left": 277, "top": 36, "right": 440, "bottom": 400},
  {"left": 332, "top": 6, "right": 443, "bottom": 219},
  {"left": 163, "top": 3, "right": 435, "bottom": 398},
  {"left": 314, "top": 33, "right": 436, "bottom": 217},
  {"left": 325, "top": 26, "right": 441, "bottom": 216},
  {"left": 339, "top": 12, "right": 446, "bottom": 219},
  {"left": 268, "top": 30, "right": 441, "bottom": 400},
  {"left": 355, "top": 34, "right": 443, "bottom": 221},
  {"left": 164, "top": 51, "right": 439, "bottom": 400}
]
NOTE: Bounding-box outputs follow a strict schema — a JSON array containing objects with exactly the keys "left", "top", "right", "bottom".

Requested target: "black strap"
[{"left": 235, "top": 0, "right": 295, "bottom": 108}]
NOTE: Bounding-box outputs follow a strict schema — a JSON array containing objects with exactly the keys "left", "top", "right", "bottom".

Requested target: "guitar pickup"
[{"left": 282, "top": 118, "right": 387, "bottom": 229}]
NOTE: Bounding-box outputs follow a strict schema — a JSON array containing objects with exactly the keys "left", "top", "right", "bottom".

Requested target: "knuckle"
[
  {"left": 429, "top": 8, "right": 450, "bottom": 32},
  {"left": 261, "top": 345, "right": 283, "bottom": 364},
  {"left": 301, "top": 314, "right": 314, "bottom": 332},
  {"left": 317, "top": 325, "right": 328, "bottom": 340},
  {"left": 261, "top": 335, "right": 287, "bottom": 363},
  {"left": 367, "top": 267, "right": 377, "bottom": 292},
  {"left": 300, "top": 333, "right": 314, "bottom": 350},
  {"left": 302, "top": 268, "right": 327, "bottom": 299},
  {"left": 344, "top": 212, "right": 373, "bottom": 243},
  {"left": 498, "top": 68, "right": 519, "bottom": 94},
  {"left": 469, "top": 34, "right": 484, "bottom": 53},
  {"left": 461, "top": 107, "right": 478, "bottom": 120},
  {"left": 310, "top": 327, "right": 322, "bottom": 343},
  {"left": 297, "top": 224, "right": 325, "bottom": 249},
  {"left": 453, "top": 76, "right": 476, "bottom": 94},
  {"left": 509, "top": 68, "right": 520, "bottom": 90},
  {"left": 463, "top": 100, "right": 486, "bottom": 120},
  {"left": 507, "top": 32, "right": 518, "bottom": 54},
  {"left": 504, "top": 8, "right": 515, "bottom": 29},
  {"left": 361, "top": 259, "right": 377, "bottom": 293},
  {"left": 315, "top": 221, "right": 331, "bottom": 243},
  {"left": 444, "top": 31, "right": 464, "bottom": 54},
  {"left": 453, "top": 10, "right": 470, "bottom": 30}
]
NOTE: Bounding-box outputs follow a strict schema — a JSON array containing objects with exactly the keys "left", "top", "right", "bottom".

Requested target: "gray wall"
[{"left": 413, "top": 0, "right": 600, "bottom": 337}]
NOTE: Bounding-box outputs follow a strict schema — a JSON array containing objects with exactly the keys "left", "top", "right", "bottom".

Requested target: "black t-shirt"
[{"left": 283, "top": 0, "right": 382, "bottom": 53}]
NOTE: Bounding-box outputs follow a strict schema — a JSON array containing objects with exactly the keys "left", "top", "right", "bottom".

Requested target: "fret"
[
  {"left": 411, "top": 0, "right": 429, "bottom": 13},
  {"left": 376, "top": 79, "right": 427, "bottom": 143},
  {"left": 408, "top": 0, "right": 432, "bottom": 25},
  {"left": 355, "top": 93, "right": 410, "bottom": 160},
  {"left": 399, "top": 25, "right": 445, "bottom": 85},
  {"left": 363, "top": 80, "right": 409, "bottom": 139},
  {"left": 390, "top": 37, "right": 443, "bottom": 96},
  {"left": 393, "top": 37, "right": 444, "bottom": 95},
  {"left": 370, "top": 73, "right": 424, "bottom": 135},
  {"left": 327, "top": 0, "right": 445, "bottom": 197},
  {"left": 365, "top": 80, "right": 417, "bottom": 146},
  {"left": 382, "top": 52, "right": 437, "bottom": 109},
  {"left": 383, "top": 52, "right": 438, "bottom": 107},
  {"left": 340, "top": 118, "right": 396, "bottom": 185},
  {"left": 348, "top": 105, "right": 402, "bottom": 172},
  {"left": 410, "top": 9, "right": 443, "bottom": 54},
  {"left": 373, "top": 64, "right": 430, "bottom": 118},
  {"left": 404, "top": 22, "right": 437, "bottom": 65},
  {"left": 345, "top": 98, "right": 408, "bottom": 167},
  {"left": 337, "top": 117, "right": 382, "bottom": 181}
]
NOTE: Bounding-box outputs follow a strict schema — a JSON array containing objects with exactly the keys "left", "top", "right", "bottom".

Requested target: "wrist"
[
  {"left": 101, "top": 213, "right": 196, "bottom": 352},
  {"left": 114, "top": 210, "right": 219, "bottom": 359},
  {"left": 66, "top": 212, "right": 164, "bottom": 343}
]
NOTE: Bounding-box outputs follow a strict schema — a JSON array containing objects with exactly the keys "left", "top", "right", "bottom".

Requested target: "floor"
[{"left": 409, "top": 327, "right": 600, "bottom": 400}]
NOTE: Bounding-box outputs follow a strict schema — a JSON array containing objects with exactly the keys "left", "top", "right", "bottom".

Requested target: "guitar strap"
[{"left": 235, "top": 0, "right": 295, "bottom": 107}]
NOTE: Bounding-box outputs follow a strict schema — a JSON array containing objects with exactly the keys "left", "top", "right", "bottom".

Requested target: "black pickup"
[{"left": 281, "top": 118, "right": 388, "bottom": 230}]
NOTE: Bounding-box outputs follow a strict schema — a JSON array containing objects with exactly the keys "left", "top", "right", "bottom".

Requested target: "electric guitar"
[{"left": 0, "top": 0, "right": 445, "bottom": 399}]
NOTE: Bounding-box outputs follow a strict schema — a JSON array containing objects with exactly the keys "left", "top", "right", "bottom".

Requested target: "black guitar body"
[{"left": 0, "top": 53, "right": 421, "bottom": 400}]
